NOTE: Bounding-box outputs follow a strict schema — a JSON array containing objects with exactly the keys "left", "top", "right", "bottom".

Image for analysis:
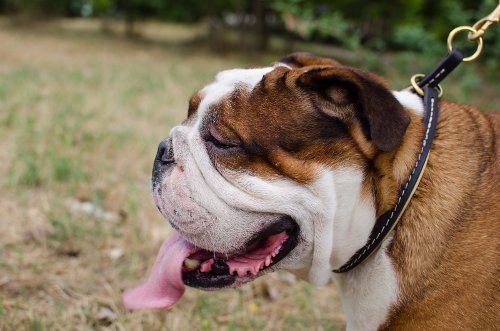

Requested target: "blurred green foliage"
[
  {"left": 1, "top": 0, "right": 499, "bottom": 59},
  {"left": 271, "top": 0, "right": 500, "bottom": 57},
  {"left": 1, "top": 0, "right": 69, "bottom": 17}
]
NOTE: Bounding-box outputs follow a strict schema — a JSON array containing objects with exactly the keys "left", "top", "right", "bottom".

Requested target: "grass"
[
  {"left": 0, "top": 18, "right": 346, "bottom": 330},
  {"left": 0, "top": 17, "right": 497, "bottom": 331}
]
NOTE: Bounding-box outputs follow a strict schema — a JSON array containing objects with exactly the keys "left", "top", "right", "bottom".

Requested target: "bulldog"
[{"left": 123, "top": 53, "right": 500, "bottom": 330}]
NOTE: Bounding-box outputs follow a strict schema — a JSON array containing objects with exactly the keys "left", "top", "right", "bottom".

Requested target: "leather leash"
[
  {"left": 333, "top": 49, "right": 464, "bottom": 273},
  {"left": 333, "top": 2, "right": 499, "bottom": 273}
]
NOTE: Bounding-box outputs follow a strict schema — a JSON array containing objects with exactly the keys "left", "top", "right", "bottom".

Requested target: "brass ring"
[
  {"left": 411, "top": 74, "right": 425, "bottom": 96},
  {"left": 447, "top": 26, "right": 484, "bottom": 62},
  {"left": 435, "top": 83, "right": 444, "bottom": 98},
  {"left": 410, "top": 74, "right": 444, "bottom": 98}
]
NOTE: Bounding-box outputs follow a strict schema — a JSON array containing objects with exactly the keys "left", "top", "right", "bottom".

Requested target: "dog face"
[{"left": 150, "top": 53, "right": 410, "bottom": 291}]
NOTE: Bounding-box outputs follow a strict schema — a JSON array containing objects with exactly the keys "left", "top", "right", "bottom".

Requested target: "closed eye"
[
  {"left": 204, "top": 128, "right": 241, "bottom": 151},
  {"left": 205, "top": 133, "right": 239, "bottom": 149}
]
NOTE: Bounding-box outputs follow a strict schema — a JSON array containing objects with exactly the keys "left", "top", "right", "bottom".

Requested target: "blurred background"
[{"left": 1, "top": 1, "right": 499, "bottom": 330}]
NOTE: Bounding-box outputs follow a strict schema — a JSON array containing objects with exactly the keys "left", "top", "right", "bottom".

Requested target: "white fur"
[
  {"left": 198, "top": 67, "right": 274, "bottom": 106},
  {"left": 393, "top": 90, "right": 424, "bottom": 114},
  {"left": 333, "top": 236, "right": 398, "bottom": 331},
  {"left": 275, "top": 63, "right": 293, "bottom": 70},
  {"left": 162, "top": 67, "right": 399, "bottom": 330},
  {"left": 330, "top": 174, "right": 375, "bottom": 268}
]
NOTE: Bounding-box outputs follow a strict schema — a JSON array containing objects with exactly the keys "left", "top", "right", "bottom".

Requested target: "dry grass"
[
  {"left": 2, "top": 17, "right": 497, "bottom": 331},
  {"left": 0, "top": 19, "right": 345, "bottom": 330}
]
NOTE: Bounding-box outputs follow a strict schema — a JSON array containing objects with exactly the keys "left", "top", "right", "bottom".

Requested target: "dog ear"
[
  {"left": 278, "top": 52, "right": 342, "bottom": 68},
  {"left": 298, "top": 67, "right": 411, "bottom": 152}
]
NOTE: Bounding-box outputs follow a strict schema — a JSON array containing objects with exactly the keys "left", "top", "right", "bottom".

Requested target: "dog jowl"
[{"left": 123, "top": 53, "right": 500, "bottom": 330}]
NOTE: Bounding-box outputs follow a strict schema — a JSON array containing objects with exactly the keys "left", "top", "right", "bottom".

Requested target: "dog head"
[{"left": 124, "top": 53, "right": 411, "bottom": 309}]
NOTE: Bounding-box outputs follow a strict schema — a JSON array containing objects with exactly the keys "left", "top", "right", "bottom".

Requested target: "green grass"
[
  {"left": 0, "top": 18, "right": 346, "bottom": 330},
  {"left": 0, "top": 17, "right": 497, "bottom": 331}
]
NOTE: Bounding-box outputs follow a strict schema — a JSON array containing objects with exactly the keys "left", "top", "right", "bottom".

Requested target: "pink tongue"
[{"left": 122, "top": 233, "right": 198, "bottom": 310}]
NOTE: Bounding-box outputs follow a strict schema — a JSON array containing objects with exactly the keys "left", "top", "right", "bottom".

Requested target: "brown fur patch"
[
  {"left": 194, "top": 61, "right": 411, "bottom": 187},
  {"left": 381, "top": 101, "right": 500, "bottom": 330},
  {"left": 277, "top": 52, "right": 342, "bottom": 68}
]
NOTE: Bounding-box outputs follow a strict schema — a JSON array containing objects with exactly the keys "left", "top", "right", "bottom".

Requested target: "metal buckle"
[{"left": 468, "top": 1, "right": 500, "bottom": 41}]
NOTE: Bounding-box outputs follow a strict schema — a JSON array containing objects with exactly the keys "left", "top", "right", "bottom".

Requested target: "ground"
[
  {"left": 1, "top": 17, "right": 498, "bottom": 331},
  {"left": 0, "top": 19, "right": 346, "bottom": 330}
]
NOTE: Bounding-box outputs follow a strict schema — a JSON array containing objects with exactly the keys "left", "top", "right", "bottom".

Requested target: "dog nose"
[
  {"left": 156, "top": 138, "right": 175, "bottom": 165},
  {"left": 152, "top": 137, "right": 175, "bottom": 180}
]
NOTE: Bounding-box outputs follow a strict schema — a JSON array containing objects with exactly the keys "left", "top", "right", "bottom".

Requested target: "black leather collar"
[{"left": 333, "top": 49, "right": 465, "bottom": 273}]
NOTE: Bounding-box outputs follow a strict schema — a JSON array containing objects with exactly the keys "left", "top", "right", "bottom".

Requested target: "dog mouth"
[
  {"left": 181, "top": 217, "right": 299, "bottom": 289},
  {"left": 122, "top": 217, "right": 299, "bottom": 310}
]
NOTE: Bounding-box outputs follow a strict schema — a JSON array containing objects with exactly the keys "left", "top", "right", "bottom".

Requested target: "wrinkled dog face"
[{"left": 151, "top": 53, "right": 409, "bottom": 289}]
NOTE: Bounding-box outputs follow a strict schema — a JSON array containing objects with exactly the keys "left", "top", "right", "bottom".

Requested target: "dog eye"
[{"left": 205, "top": 132, "right": 240, "bottom": 150}]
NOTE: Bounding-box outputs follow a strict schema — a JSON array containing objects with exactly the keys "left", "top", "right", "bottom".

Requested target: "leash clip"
[
  {"left": 468, "top": 1, "right": 500, "bottom": 41},
  {"left": 447, "top": 1, "right": 500, "bottom": 62}
]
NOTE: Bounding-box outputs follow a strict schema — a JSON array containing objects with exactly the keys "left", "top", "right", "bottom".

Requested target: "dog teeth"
[
  {"left": 237, "top": 268, "right": 248, "bottom": 277},
  {"left": 200, "top": 259, "right": 214, "bottom": 273},
  {"left": 183, "top": 258, "right": 200, "bottom": 269},
  {"left": 265, "top": 255, "right": 272, "bottom": 266},
  {"left": 271, "top": 246, "right": 280, "bottom": 258}
]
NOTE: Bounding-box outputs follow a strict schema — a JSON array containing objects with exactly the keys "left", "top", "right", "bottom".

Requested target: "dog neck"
[
  {"left": 332, "top": 92, "right": 499, "bottom": 330},
  {"left": 332, "top": 239, "right": 398, "bottom": 331},
  {"left": 329, "top": 90, "right": 426, "bottom": 330}
]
